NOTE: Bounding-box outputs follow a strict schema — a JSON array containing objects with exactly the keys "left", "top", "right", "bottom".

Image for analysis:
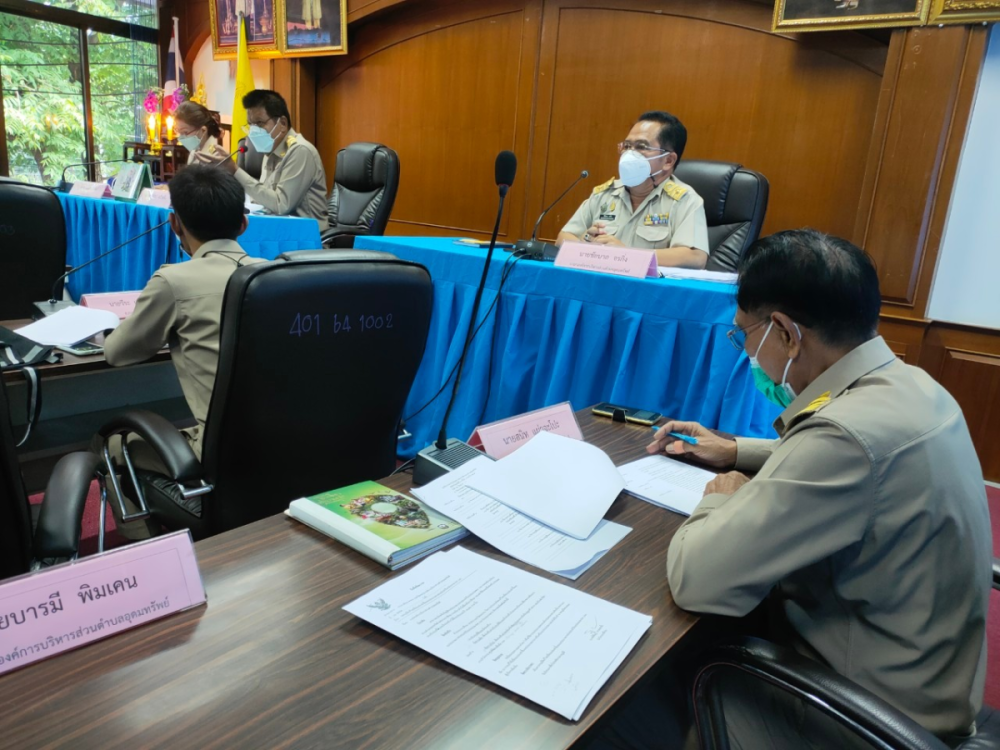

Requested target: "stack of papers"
[
  {"left": 344, "top": 547, "right": 652, "bottom": 721},
  {"left": 617, "top": 455, "right": 716, "bottom": 516},
  {"left": 16, "top": 306, "right": 119, "bottom": 346},
  {"left": 412, "top": 457, "right": 630, "bottom": 579},
  {"left": 660, "top": 268, "right": 737, "bottom": 284}
]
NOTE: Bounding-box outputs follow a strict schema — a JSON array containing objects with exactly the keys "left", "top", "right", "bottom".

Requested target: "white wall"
[
  {"left": 927, "top": 27, "right": 1000, "bottom": 330},
  {"left": 190, "top": 39, "right": 272, "bottom": 131}
]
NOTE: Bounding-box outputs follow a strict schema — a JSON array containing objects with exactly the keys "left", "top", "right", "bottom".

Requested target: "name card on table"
[
  {"left": 79, "top": 291, "right": 142, "bottom": 320},
  {"left": 68, "top": 181, "right": 112, "bottom": 199},
  {"left": 555, "top": 242, "right": 659, "bottom": 279},
  {"left": 468, "top": 401, "right": 584, "bottom": 459},
  {"left": 137, "top": 188, "right": 172, "bottom": 208},
  {"left": 0, "top": 530, "right": 206, "bottom": 675}
]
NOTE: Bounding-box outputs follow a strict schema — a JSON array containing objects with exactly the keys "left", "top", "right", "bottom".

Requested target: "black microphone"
[
  {"left": 511, "top": 169, "right": 590, "bottom": 261},
  {"left": 414, "top": 150, "right": 517, "bottom": 485},
  {"left": 58, "top": 157, "right": 141, "bottom": 193},
  {"left": 36, "top": 145, "right": 248, "bottom": 317}
]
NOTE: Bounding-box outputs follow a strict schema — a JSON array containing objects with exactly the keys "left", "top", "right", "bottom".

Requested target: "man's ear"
[
  {"left": 771, "top": 311, "right": 803, "bottom": 359},
  {"left": 237, "top": 215, "right": 249, "bottom": 237},
  {"left": 168, "top": 212, "right": 182, "bottom": 237}
]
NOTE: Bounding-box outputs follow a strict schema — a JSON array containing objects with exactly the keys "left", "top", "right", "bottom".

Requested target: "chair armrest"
[
  {"left": 992, "top": 558, "right": 1000, "bottom": 591},
  {"left": 98, "top": 410, "right": 201, "bottom": 484},
  {"left": 32, "top": 451, "right": 99, "bottom": 559}
]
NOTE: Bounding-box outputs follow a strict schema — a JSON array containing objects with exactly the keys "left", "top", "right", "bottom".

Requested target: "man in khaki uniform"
[
  {"left": 101, "top": 166, "right": 265, "bottom": 537},
  {"left": 558, "top": 111, "right": 709, "bottom": 269},
  {"left": 199, "top": 89, "right": 328, "bottom": 231},
  {"left": 647, "top": 229, "right": 991, "bottom": 746}
]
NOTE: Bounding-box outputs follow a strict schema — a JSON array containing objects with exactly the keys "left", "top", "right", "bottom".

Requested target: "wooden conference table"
[{"left": 0, "top": 411, "right": 702, "bottom": 749}]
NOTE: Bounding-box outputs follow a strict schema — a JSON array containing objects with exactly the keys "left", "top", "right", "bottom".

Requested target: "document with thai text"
[
  {"left": 411, "top": 457, "right": 630, "bottom": 579},
  {"left": 467, "top": 431, "right": 625, "bottom": 539},
  {"left": 343, "top": 547, "right": 652, "bottom": 720},
  {"left": 617, "top": 455, "right": 716, "bottom": 516}
]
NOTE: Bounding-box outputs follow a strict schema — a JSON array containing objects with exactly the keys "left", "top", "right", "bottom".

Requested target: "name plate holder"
[
  {"left": 469, "top": 401, "right": 583, "bottom": 459},
  {"left": 0, "top": 530, "right": 206, "bottom": 675},
  {"left": 555, "top": 241, "right": 659, "bottom": 279},
  {"left": 80, "top": 291, "right": 142, "bottom": 320},
  {"left": 68, "top": 181, "right": 112, "bottom": 199},
  {"left": 137, "top": 188, "right": 172, "bottom": 209}
]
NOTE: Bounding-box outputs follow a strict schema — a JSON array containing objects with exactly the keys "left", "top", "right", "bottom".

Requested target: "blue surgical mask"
[
  {"left": 748, "top": 321, "right": 801, "bottom": 408},
  {"left": 247, "top": 121, "right": 280, "bottom": 154}
]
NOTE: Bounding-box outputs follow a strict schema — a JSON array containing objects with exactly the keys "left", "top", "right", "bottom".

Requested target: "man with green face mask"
[{"left": 643, "top": 229, "right": 991, "bottom": 746}]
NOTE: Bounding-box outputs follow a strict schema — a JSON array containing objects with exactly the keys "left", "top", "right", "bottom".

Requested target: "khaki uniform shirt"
[
  {"left": 185, "top": 135, "right": 218, "bottom": 165},
  {"left": 104, "top": 240, "right": 265, "bottom": 458},
  {"left": 561, "top": 175, "right": 709, "bottom": 254},
  {"left": 667, "top": 337, "right": 991, "bottom": 739},
  {"left": 235, "top": 128, "right": 329, "bottom": 231}
]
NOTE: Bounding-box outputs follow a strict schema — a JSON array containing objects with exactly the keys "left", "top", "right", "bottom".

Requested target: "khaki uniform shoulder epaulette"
[
  {"left": 663, "top": 181, "right": 688, "bottom": 201},
  {"left": 285, "top": 134, "right": 298, "bottom": 147},
  {"left": 787, "top": 391, "right": 832, "bottom": 429},
  {"left": 592, "top": 177, "right": 615, "bottom": 194}
]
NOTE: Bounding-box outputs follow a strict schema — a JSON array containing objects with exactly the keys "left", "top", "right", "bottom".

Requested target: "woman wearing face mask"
[
  {"left": 173, "top": 102, "right": 222, "bottom": 165},
  {"left": 556, "top": 110, "right": 709, "bottom": 269}
]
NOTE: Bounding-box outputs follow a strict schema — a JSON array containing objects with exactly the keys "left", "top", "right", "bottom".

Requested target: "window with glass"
[{"left": 0, "top": 0, "right": 158, "bottom": 185}]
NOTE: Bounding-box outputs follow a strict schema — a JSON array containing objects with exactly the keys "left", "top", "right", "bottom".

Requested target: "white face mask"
[
  {"left": 178, "top": 133, "right": 202, "bottom": 152},
  {"left": 247, "top": 121, "right": 280, "bottom": 154},
  {"left": 618, "top": 150, "right": 665, "bottom": 188}
]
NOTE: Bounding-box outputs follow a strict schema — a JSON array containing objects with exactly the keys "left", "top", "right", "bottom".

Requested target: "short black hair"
[
  {"left": 242, "top": 89, "right": 292, "bottom": 129},
  {"left": 168, "top": 165, "right": 246, "bottom": 243},
  {"left": 737, "top": 229, "right": 881, "bottom": 348},
  {"left": 636, "top": 111, "right": 688, "bottom": 162}
]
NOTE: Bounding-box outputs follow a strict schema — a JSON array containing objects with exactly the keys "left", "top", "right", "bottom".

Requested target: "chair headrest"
[
  {"left": 673, "top": 160, "right": 741, "bottom": 224},
  {"left": 278, "top": 249, "right": 399, "bottom": 262},
  {"left": 336, "top": 143, "right": 394, "bottom": 192}
]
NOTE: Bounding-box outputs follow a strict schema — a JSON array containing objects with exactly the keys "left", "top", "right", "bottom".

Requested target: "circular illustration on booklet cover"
[{"left": 341, "top": 494, "right": 431, "bottom": 529}]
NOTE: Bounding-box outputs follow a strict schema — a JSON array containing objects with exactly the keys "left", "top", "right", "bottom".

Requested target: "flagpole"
[{"left": 172, "top": 16, "right": 181, "bottom": 86}]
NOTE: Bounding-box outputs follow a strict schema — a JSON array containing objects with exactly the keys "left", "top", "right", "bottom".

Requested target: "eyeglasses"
[
  {"left": 617, "top": 141, "right": 668, "bottom": 156},
  {"left": 726, "top": 319, "right": 767, "bottom": 351},
  {"left": 241, "top": 118, "right": 273, "bottom": 134}
]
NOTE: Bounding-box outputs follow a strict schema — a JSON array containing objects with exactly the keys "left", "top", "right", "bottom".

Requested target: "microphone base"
[
  {"left": 33, "top": 300, "right": 74, "bottom": 318},
  {"left": 413, "top": 438, "right": 487, "bottom": 486},
  {"left": 56, "top": 181, "right": 71, "bottom": 194},
  {"left": 511, "top": 239, "right": 560, "bottom": 262}
]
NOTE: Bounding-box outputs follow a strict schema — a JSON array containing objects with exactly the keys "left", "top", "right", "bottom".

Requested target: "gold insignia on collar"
[
  {"left": 797, "top": 392, "right": 832, "bottom": 418},
  {"left": 593, "top": 177, "right": 615, "bottom": 194},
  {"left": 663, "top": 181, "right": 687, "bottom": 201}
]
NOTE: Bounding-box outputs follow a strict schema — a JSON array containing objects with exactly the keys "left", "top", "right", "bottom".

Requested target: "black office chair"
[
  {"left": 0, "top": 377, "right": 97, "bottom": 579},
  {"left": 236, "top": 137, "right": 264, "bottom": 181},
  {"left": 0, "top": 179, "right": 67, "bottom": 319},
  {"left": 322, "top": 142, "right": 400, "bottom": 249},
  {"left": 672, "top": 160, "right": 768, "bottom": 273},
  {"left": 96, "top": 250, "right": 433, "bottom": 541}
]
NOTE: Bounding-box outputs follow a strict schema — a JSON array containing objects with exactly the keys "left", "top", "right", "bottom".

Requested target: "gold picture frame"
[
  {"left": 773, "top": 0, "right": 931, "bottom": 32},
  {"left": 928, "top": 0, "right": 1000, "bottom": 23},
  {"left": 278, "top": 0, "right": 347, "bottom": 57},
  {"left": 210, "top": 0, "right": 281, "bottom": 60}
]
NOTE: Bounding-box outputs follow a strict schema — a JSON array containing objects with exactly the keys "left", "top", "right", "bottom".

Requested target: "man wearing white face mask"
[
  {"left": 197, "top": 89, "right": 328, "bottom": 231},
  {"left": 557, "top": 111, "right": 708, "bottom": 269}
]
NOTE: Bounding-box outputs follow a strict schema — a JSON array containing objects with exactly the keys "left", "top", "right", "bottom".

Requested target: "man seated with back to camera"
[
  {"left": 636, "top": 229, "right": 990, "bottom": 747},
  {"left": 97, "top": 166, "right": 265, "bottom": 539},
  {"left": 557, "top": 111, "right": 709, "bottom": 269},
  {"left": 196, "top": 88, "right": 329, "bottom": 232}
]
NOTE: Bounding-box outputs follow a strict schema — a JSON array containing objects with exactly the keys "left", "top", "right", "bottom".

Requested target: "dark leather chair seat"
[{"left": 322, "top": 142, "right": 400, "bottom": 248}]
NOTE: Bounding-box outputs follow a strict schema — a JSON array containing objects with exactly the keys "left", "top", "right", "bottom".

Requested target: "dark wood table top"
[
  {"left": 0, "top": 411, "right": 700, "bottom": 749},
  {"left": 1, "top": 319, "right": 170, "bottom": 383}
]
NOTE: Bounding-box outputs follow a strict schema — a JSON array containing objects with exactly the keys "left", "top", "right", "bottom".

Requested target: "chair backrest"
[
  {"left": 199, "top": 251, "right": 432, "bottom": 534},
  {"left": 0, "top": 180, "right": 67, "bottom": 318},
  {"left": 322, "top": 142, "right": 400, "bottom": 247},
  {"left": 236, "top": 137, "right": 264, "bottom": 181},
  {"left": 0, "top": 378, "right": 34, "bottom": 579},
  {"left": 692, "top": 637, "right": 948, "bottom": 750},
  {"left": 672, "top": 160, "right": 768, "bottom": 273}
]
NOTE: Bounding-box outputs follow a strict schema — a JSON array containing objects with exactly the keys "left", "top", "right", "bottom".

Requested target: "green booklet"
[{"left": 288, "top": 480, "right": 468, "bottom": 570}]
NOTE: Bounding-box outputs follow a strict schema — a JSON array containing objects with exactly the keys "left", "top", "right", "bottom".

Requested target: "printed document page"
[
  {"left": 344, "top": 547, "right": 652, "bottom": 721},
  {"left": 618, "top": 455, "right": 716, "bottom": 516},
  {"left": 467, "top": 431, "right": 625, "bottom": 539},
  {"left": 412, "top": 457, "right": 630, "bottom": 579},
  {"left": 17, "top": 306, "right": 119, "bottom": 346}
]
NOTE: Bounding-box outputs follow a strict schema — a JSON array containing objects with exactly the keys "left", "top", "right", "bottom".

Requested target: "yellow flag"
[{"left": 231, "top": 14, "right": 256, "bottom": 160}]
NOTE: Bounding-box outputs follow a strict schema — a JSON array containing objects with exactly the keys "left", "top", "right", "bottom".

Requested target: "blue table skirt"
[
  {"left": 57, "top": 193, "right": 323, "bottom": 299},
  {"left": 356, "top": 236, "right": 781, "bottom": 458}
]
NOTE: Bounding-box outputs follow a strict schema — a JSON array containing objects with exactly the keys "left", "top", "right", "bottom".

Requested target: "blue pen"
[{"left": 651, "top": 425, "right": 699, "bottom": 445}]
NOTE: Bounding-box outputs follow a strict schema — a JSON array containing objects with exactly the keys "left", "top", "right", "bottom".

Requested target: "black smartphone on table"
[{"left": 591, "top": 402, "right": 662, "bottom": 426}]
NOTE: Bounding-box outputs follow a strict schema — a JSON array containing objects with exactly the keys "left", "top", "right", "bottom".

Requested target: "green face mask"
[{"left": 748, "top": 321, "right": 800, "bottom": 408}]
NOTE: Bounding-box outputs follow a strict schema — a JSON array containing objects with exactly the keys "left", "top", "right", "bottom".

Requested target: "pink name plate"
[
  {"left": 80, "top": 291, "right": 142, "bottom": 320},
  {"left": 469, "top": 401, "right": 584, "bottom": 459},
  {"left": 0, "top": 530, "right": 206, "bottom": 675},
  {"left": 137, "top": 188, "right": 172, "bottom": 208},
  {"left": 68, "top": 181, "right": 112, "bottom": 199},
  {"left": 555, "top": 242, "right": 658, "bottom": 279}
]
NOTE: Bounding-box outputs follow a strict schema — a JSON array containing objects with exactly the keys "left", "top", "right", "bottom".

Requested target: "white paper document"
[
  {"left": 344, "top": 547, "right": 652, "bottom": 721},
  {"left": 412, "top": 457, "right": 631, "bottom": 579},
  {"left": 467, "top": 431, "right": 625, "bottom": 540},
  {"left": 16, "top": 306, "right": 119, "bottom": 346},
  {"left": 618, "top": 455, "right": 716, "bottom": 516},
  {"left": 659, "top": 268, "right": 738, "bottom": 284}
]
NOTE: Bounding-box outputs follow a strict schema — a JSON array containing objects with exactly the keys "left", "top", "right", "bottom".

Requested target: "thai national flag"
[{"left": 164, "top": 16, "right": 185, "bottom": 94}]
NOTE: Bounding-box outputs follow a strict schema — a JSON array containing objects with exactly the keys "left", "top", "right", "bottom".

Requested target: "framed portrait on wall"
[
  {"left": 211, "top": 0, "right": 281, "bottom": 59},
  {"left": 772, "top": 0, "right": 930, "bottom": 31},
  {"left": 279, "top": 0, "right": 347, "bottom": 57},
  {"left": 928, "top": 0, "right": 1000, "bottom": 23}
]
